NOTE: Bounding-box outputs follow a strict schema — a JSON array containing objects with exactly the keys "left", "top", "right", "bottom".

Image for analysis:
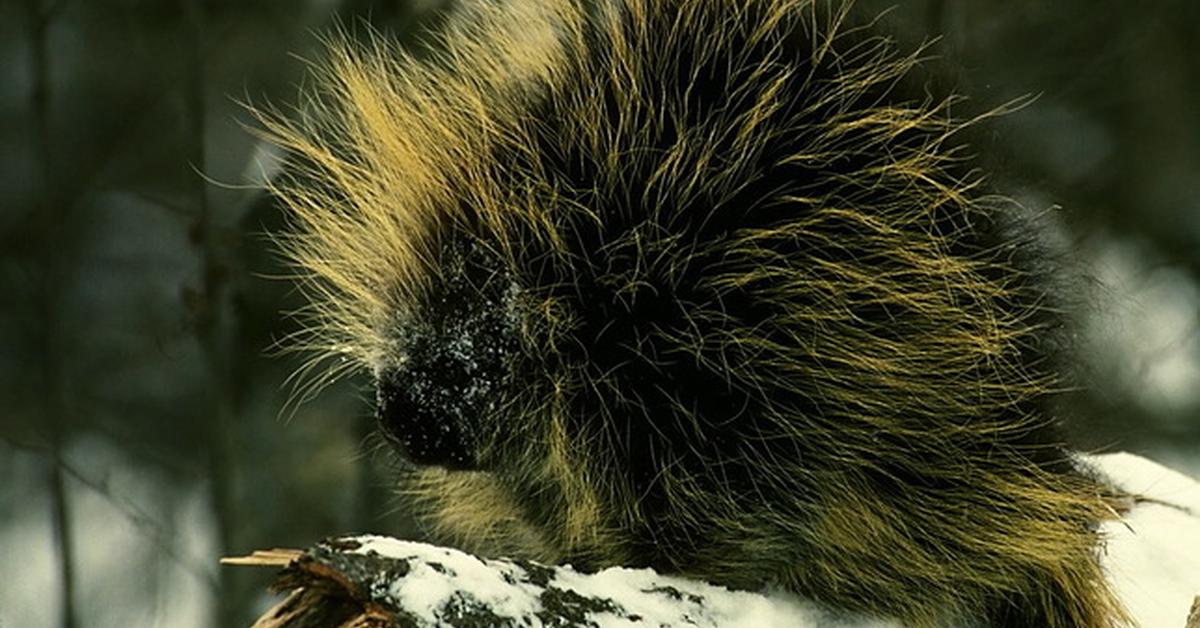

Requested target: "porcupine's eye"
[{"left": 375, "top": 241, "right": 519, "bottom": 470}]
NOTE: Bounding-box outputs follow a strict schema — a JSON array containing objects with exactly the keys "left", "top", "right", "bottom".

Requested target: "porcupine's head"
[{"left": 261, "top": 1, "right": 1126, "bottom": 626}]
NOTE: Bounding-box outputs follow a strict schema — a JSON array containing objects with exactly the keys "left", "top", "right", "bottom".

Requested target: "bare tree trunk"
[
  {"left": 47, "top": 435, "right": 77, "bottom": 628},
  {"left": 180, "top": 1, "right": 241, "bottom": 624},
  {"left": 26, "top": 1, "right": 78, "bottom": 627}
]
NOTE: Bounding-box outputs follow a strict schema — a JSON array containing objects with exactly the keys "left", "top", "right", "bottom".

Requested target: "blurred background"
[{"left": 1, "top": 1, "right": 1197, "bottom": 626}]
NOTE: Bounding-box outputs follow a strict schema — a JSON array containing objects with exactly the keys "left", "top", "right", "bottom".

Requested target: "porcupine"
[{"left": 258, "top": 0, "right": 1128, "bottom": 625}]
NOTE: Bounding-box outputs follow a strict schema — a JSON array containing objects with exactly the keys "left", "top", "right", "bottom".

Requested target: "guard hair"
[{"left": 256, "top": 1, "right": 1128, "bottom": 626}]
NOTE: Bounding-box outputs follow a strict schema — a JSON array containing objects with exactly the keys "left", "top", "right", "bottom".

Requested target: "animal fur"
[{"left": 258, "top": 1, "right": 1128, "bottom": 626}]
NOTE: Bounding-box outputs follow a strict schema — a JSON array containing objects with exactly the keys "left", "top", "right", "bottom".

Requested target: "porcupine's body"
[{"left": 262, "top": 1, "right": 1127, "bottom": 626}]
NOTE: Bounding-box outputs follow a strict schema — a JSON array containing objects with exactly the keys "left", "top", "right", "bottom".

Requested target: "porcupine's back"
[{"left": 259, "top": 1, "right": 1127, "bottom": 626}]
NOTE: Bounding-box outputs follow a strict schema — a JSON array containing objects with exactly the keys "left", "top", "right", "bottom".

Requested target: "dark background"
[{"left": 2, "top": 1, "right": 1198, "bottom": 626}]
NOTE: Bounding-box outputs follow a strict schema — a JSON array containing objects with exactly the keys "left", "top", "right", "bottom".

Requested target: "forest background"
[{"left": 3, "top": 1, "right": 1199, "bottom": 626}]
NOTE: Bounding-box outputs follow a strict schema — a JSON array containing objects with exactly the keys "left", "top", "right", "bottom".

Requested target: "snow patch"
[
  {"left": 1090, "top": 453, "right": 1200, "bottom": 628},
  {"left": 353, "top": 535, "right": 897, "bottom": 627},
  {"left": 356, "top": 536, "right": 544, "bottom": 622},
  {"left": 348, "top": 454, "right": 1200, "bottom": 628}
]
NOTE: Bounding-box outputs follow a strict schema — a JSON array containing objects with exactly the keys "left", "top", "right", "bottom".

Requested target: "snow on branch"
[
  {"left": 224, "top": 536, "right": 893, "bottom": 628},
  {"left": 227, "top": 453, "right": 1200, "bottom": 627}
]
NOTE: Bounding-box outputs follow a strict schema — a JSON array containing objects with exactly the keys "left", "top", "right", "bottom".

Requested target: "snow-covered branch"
[{"left": 227, "top": 454, "right": 1200, "bottom": 627}]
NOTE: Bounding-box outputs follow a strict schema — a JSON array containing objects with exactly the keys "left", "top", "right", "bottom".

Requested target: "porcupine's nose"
[
  {"left": 374, "top": 242, "right": 521, "bottom": 470},
  {"left": 376, "top": 362, "right": 479, "bottom": 470}
]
